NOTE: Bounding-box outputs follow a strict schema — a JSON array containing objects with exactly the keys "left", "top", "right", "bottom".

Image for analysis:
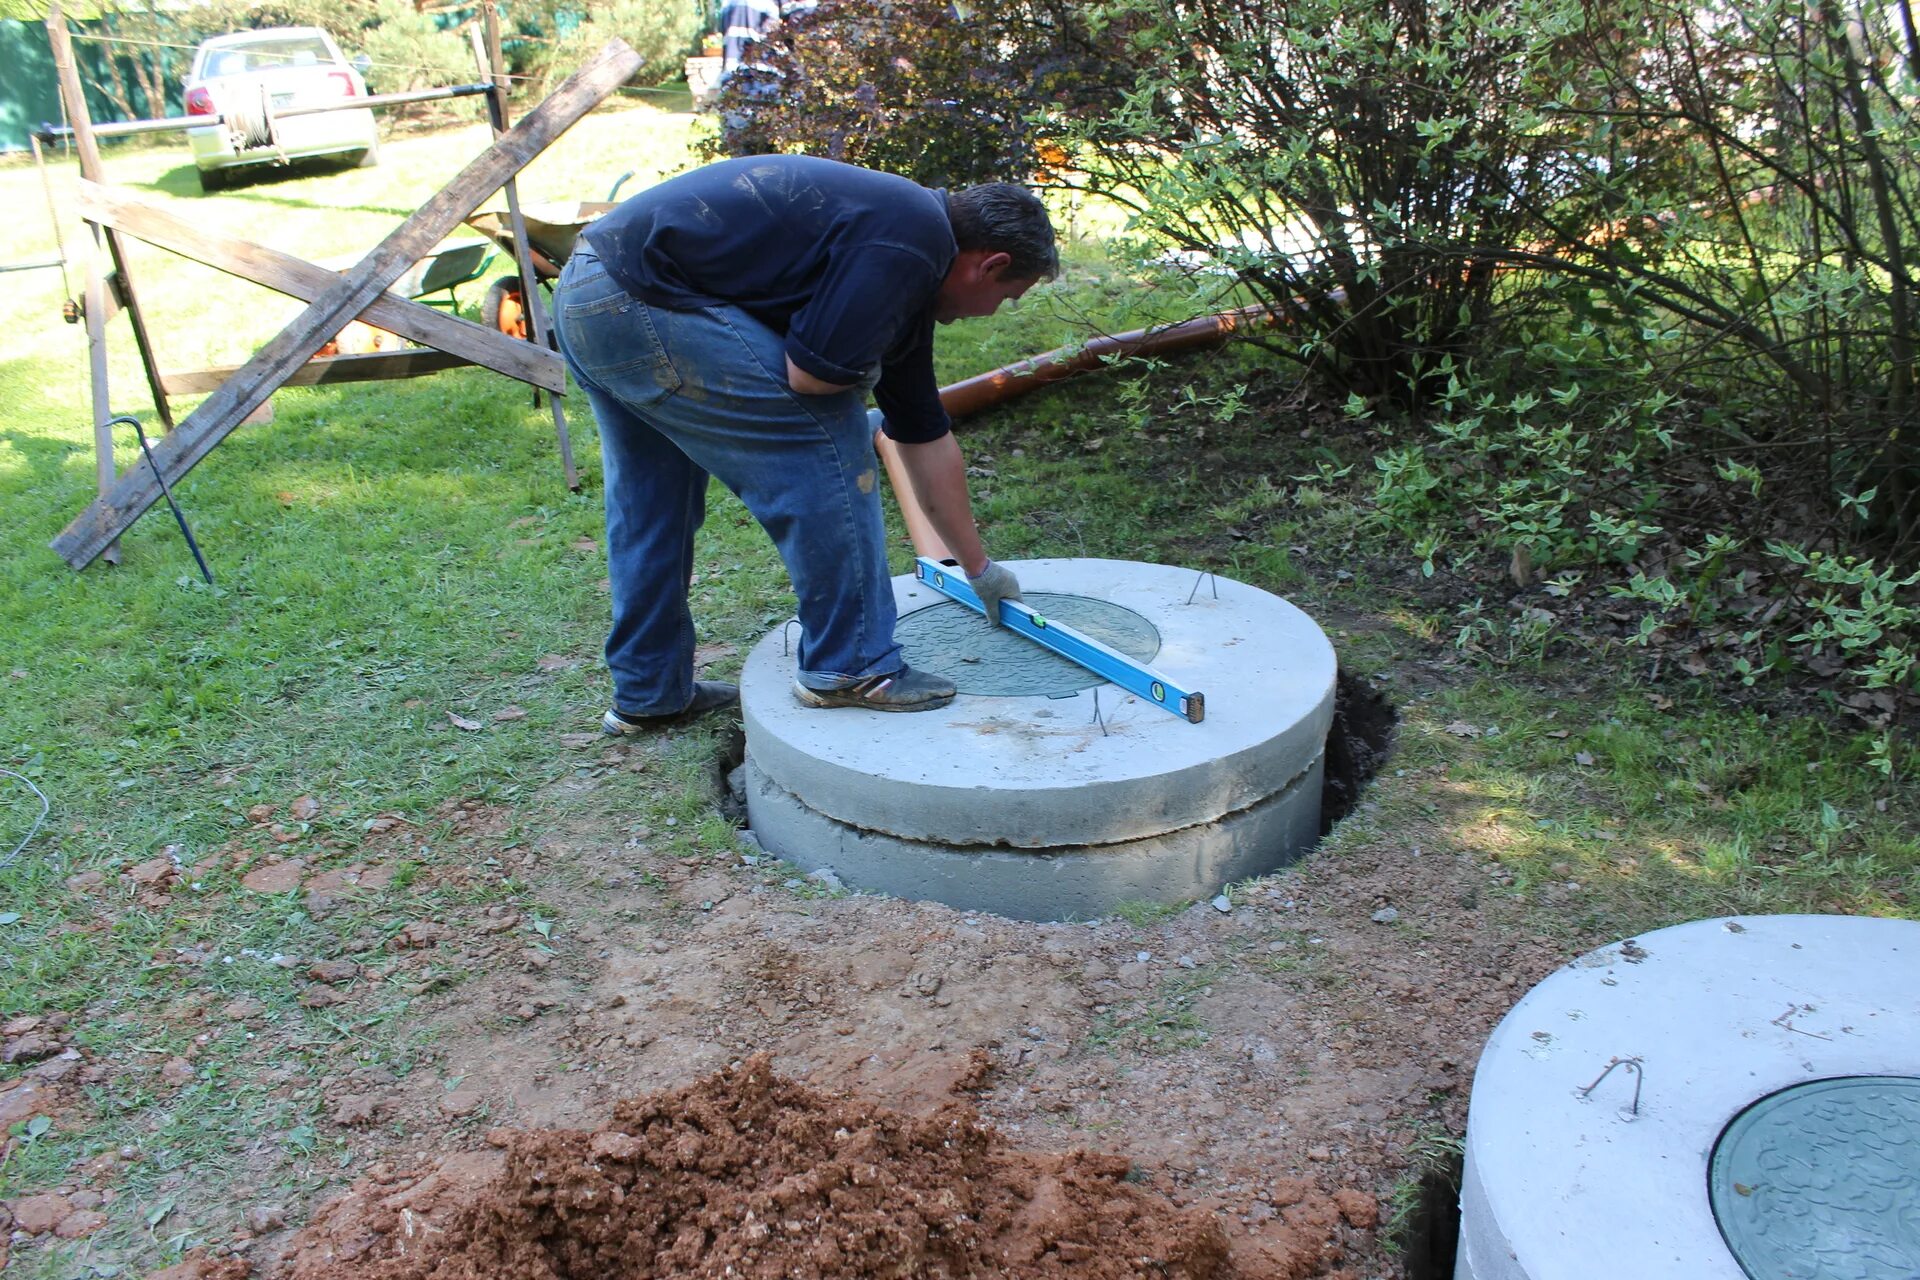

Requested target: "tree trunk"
[
  {"left": 95, "top": 14, "right": 137, "bottom": 121},
  {"left": 1826, "top": 0, "right": 1915, "bottom": 413}
]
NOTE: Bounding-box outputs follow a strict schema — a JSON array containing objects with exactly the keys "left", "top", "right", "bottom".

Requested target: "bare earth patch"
[
  {"left": 281, "top": 1055, "right": 1372, "bottom": 1279},
  {"left": 163, "top": 734, "right": 1561, "bottom": 1280},
  {"left": 18, "top": 692, "right": 1577, "bottom": 1280}
]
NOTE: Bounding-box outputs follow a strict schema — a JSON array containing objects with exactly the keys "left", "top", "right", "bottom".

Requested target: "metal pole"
[
  {"left": 31, "top": 82, "right": 496, "bottom": 142},
  {"left": 481, "top": 2, "right": 578, "bottom": 490}
]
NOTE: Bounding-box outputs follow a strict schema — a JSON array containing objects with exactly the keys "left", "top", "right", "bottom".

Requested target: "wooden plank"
[
  {"left": 162, "top": 350, "right": 472, "bottom": 395},
  {"left": 75, "top": 182, "right": 565, "bottom": 393},
  {"left": 49, "top": 2, "right": 121, "bottom": 563},
  {"left": 51, "top": 39, "right": 640, "bottom": 571},
  {"left": 95, "top": 269, "right": 124, "bottom": 325},
  {"left": 46, "top": 5, "right": 173, "bottom": 436},
  {"left": 82, "top": 237, "right": 121, "bottom": 565}
]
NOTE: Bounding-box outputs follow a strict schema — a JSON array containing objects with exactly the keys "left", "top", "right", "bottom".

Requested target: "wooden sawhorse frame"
[{"left": 44, "top": 11, "right": 640, "bottom": 571}]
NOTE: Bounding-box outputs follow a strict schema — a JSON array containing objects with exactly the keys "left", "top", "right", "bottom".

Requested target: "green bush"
[
  {"left": 1059, "top": 0, "right": 1920, "bottom": 696},
  {"left": 703, "top": 0, "right": 1128, "bottom": 187},
  {"left": 1363, "top": 297, "right": 1676, "bottom": 578},
  {"left": 359, "top": 0, "right": 476, "bottom": 95},
  {"left": 1351, "top": 282, "right": 1920, "bottom": 697},
  {"left": 529, "top": 0, "right": 699, "bottom": 92},
  {"left": 1055, "top": 0, "right": 1580, "bottom": 409}
]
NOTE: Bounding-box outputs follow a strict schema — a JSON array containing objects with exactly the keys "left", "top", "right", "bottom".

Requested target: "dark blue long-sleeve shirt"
[{"left": 579, "top": 155, "right": 956, "bottom": 443}]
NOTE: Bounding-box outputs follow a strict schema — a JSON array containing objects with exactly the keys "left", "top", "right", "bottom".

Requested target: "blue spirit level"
[{"left": 913, "top": 557, "right": 1206, "bottom": 723}]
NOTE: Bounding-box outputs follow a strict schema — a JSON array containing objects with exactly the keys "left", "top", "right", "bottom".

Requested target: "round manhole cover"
[
  {"left": 895, "top": 593, "right": 1160, "bottom": 697},
  {"left": 1709, "top": 1075, "right": 1920, "bottom": 1279}
]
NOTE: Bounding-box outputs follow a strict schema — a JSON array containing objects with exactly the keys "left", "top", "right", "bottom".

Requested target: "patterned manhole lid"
[
  {"left": 1709, "top": 1075, "right": 1920, "bottom": 1279},
  {"left": 895, "top": 593, "right": 1160, "bottom": 697}
]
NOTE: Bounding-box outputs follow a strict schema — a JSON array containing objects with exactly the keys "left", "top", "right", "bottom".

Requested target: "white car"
[{"left": 183, "top": 27, "right": 379, "bottom": 191}]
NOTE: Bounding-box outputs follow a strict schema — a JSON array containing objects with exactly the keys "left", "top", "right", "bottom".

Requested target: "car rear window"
[{"left": 203, "top": 37, "right": 335, "bottom": 77}]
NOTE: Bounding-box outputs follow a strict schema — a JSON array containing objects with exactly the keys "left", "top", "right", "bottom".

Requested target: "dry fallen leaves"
[
  {"left": 535, "top": 655, "right": 576, "bottom": 673},
  {"left": 448, "top": 712, "right": 483, "bottom": 732},
  {"left": 289, "top": 795, "right": 320, "bottom": 822},
  {"left": 694, "top": 642, "right": 739, "bottom": 671},
  {"left": 492, "top": 706, "right": 528, "bottom": 722},
  {"left": 1444, "top": 721, "right": 1482, "bottom": 738}
]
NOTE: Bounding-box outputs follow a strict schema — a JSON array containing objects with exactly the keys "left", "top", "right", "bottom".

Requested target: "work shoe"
[
  {"left": 792, "top": 665, "right": 955, "bottom": 713},
  {"left": 602, "top": 681, "right": 739, "bottom": 734}
]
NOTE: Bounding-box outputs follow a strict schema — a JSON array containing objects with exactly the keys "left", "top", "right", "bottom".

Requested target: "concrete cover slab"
[
  {"left": 740, "top": 559, "right": 1337, "bottom": 848},
  {"left": 1456, "top": 914, "right": 1920, "bottom": 1280}
]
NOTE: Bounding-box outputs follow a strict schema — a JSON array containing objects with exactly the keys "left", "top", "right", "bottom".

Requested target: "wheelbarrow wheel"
[{"left": 483, "top": 278, "right": 529, "bottom": 341}]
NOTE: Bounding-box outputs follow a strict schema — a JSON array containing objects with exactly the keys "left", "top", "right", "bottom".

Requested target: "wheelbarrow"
[{"left": 464, "top": 173, "right": 635, "bottom": 340}]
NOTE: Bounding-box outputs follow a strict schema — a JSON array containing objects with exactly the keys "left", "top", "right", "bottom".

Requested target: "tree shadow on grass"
[
  {"left": 142, "top": 161, "right": 416, "bottom": 220},
  {"left": 0, "top": 428, "right": 86, "bottom": 492}
]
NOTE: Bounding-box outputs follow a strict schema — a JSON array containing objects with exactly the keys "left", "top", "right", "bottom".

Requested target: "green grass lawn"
[{"left": 1, "top": 88, "right": 1915, "bottom": 1279}]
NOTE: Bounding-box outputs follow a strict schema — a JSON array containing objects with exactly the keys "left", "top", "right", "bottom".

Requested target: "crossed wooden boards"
[{"left": 49, "top": 40, "right": 642, "bottom": 571}]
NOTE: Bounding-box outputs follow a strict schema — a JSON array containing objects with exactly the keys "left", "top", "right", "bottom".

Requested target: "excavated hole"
[
  {"left": 1320, "top": 668, "right": 1397, "bottom": 831},
  {"left": 1393, "top": 1150, "right": 1464, "bottom": 1280},
  {"left": 715, "top": 724, "right": 747, "bottom": 824}
]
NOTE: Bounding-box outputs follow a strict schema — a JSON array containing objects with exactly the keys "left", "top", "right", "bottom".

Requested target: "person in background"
[{"left": 717, "top": 0, "right": 783, "bottom": 80}]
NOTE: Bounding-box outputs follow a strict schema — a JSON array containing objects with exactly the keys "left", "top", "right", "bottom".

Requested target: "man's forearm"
[{"left": 888, "top": 434, "right": 987, "bottom": 576}]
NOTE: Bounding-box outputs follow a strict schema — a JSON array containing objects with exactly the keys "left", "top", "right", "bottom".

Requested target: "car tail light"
[
  {"left": 326, "top": 70, "right": 358, "bottom": 97},
  {"left": 185, "top": 86, "right": 214, "bottom": 116}
]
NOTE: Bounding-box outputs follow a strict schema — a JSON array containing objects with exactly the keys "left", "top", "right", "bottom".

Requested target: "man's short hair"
[{"left": 949, "top": 183, "right": 1059, "bottom": 281}]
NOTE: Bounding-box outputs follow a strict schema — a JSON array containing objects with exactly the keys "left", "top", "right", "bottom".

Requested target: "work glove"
[{"left": 968, "top": 560, "right": 1023, "bottom": 627}]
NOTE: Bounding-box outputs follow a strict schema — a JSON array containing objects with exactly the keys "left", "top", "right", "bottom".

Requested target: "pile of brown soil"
[{"left": 282, "top": 1056, "right": 1360, "bottom": 1280}]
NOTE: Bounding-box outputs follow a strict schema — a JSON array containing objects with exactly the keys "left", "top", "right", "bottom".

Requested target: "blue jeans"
[{"left": 553, "top": 244, "right": 903, "bottom": 715}]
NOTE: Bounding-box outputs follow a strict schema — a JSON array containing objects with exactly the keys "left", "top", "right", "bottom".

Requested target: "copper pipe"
[
  {"left": 872, "top": 430, "right": 953, "bottom": 560},
  {"left": 938, "top": 303, "right": 1290, "bottom": 419}
]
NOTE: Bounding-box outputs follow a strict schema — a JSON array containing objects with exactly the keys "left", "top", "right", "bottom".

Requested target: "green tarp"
[{"left": 0, "top": 17, "right": 184, "bottom": 154}]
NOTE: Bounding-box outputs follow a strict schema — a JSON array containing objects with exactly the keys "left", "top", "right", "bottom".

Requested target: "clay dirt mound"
[{"left": 281, "top": 1055, "right": 1359, "bottom": 1280}]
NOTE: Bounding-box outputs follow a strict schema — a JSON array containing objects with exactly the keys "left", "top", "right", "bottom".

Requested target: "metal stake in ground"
[
  {"left": 112, "top": 415, "right": 214, "bottom": 585},
  {"left": 913, "top": 557, "right": 1206, "bottom": 723}
]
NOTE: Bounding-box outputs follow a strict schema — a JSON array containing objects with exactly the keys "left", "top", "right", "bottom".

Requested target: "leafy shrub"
[
  {"left": 1350, "top": 281, "right": 1920, "bottom": 697},
  {"left": 538, "top": 0, "right": 699, "bottom": 91},
  {"left": 1361, "top": 286, "right": 1675, "bottom": 570},
  {"left": 1054, "top": 0, "right": 1580, "bottom": 409},
  {"left": 702, "top": 0, "right": 1128, "bottom": 187},
  {"left": 1059, "top": 0, "right": 1920, "bottom": 696},
  {"left": 358, "top": 0, "right": 476, "bottom": 95}
]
